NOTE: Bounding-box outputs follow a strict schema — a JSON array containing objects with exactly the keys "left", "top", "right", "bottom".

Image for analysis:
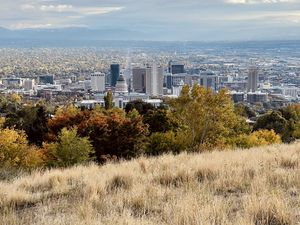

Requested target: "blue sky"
[{"left": 0, "top": 0, "right": 300, "bottom": 40}]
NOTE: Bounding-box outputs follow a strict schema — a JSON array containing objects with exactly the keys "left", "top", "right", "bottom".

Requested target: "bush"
[
  {"left": 0, "top": 128, "right": 43, "bottom": 169},
  {"left": 233, "top": 130, "right": 281, "bottom": 149},
  {"left": 146, "top": 131, "right": 188, "bottom": 155},
  {"left": 45, "top": 128, "right": 94, "bottom": 167}
]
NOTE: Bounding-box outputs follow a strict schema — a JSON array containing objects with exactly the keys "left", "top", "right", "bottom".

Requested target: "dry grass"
[{"left": 1, "top": 143, "right": 300, "bottom": 225}]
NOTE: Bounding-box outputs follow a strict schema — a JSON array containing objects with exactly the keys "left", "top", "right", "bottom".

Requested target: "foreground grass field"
[{"left": 1, "top": 143, "right": 300, "bottom": 225}]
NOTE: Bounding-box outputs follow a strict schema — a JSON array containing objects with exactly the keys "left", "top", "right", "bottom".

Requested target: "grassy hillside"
[{"left": 1, "top": 143, "right": 300, "bottom": 225}]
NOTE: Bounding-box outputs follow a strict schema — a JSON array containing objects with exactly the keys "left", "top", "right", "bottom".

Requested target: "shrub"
[
  {"left": 145, "top": 131, "right": 188, "bottom": 155},
  {"left": 233, "top": 129, "right": 281, "bottom": 149},
  {"left": 45, "top": 128, "right": 94, "bottom": 167}
]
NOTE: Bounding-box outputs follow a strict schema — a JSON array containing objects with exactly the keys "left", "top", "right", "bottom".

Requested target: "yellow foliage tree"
[
  {"left": 9, "top": 93, "right": 22, "bottom": 104},
  {"left": 169, "top": 84, "right": 249, "bottom": 151},
  {"left": 0, "top": 128, "right": 43, "bottom": 168},
  {"left": 55, "top": 104, "right": 79, "bottom": 117}
]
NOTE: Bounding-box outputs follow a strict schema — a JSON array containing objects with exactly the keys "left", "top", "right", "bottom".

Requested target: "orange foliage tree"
[{"left": 47, "top": 107, "right": 148, "bottom": 161}]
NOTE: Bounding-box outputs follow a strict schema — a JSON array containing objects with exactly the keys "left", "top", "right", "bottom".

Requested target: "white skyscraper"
[
  {"left": 146, "top": 64, "right": 164, "bottom": 96},
  {"left": 91, "top": 72, "right": 105, "bottom": 92},
  {"left": 247, "top": 66, "right": 259, "bottom": 93}
]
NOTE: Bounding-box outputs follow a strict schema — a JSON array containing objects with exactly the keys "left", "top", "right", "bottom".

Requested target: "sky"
[{"left": 0, "top": 0, "right": 300, "bottom": 41}]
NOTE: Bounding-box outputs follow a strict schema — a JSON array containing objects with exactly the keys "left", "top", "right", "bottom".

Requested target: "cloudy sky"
[{"left": 0, "top": 0, "right": 300, "bottom": 40}]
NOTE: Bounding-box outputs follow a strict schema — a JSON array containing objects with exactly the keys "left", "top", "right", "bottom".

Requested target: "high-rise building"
[
  {"left": 146, "top": 64, "right": 164, "bottom": 96},
  {"left": 247, "top": 66, "right": 259, "bottom": 92},
  {"left": 166, "top": 73, "right": 173, "bottom": 89},
  {"left": 38, "top": 74, "right": 54, "bottom": 85},
  {"left": 110, "top": 64, "right": 120, "bottom": 87},
  {"left": 199, "top": 71, "right": 218, "bottom": 92},
  {"left": 168, "top": 61, "right": 185, "bottom": 74},
  {"left": 132, "top": 67, "right": 146, "bottom": 93},
  {"left": 91, "top": 72, "right": 105, "bottom": 92}
]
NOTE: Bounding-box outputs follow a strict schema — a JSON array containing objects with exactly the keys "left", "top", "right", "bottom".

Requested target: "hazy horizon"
[{"left": 0, "top": 0, "right": 300, "bottom": 42}]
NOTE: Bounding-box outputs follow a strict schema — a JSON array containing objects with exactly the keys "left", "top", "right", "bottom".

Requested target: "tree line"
[{"left": 1, "top": 85, "right": 298, "bottom": 169}]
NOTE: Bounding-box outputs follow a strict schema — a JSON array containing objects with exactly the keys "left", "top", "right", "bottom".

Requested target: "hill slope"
[{"left": 1, "top": 143, "right": 300, "bottom": 225}]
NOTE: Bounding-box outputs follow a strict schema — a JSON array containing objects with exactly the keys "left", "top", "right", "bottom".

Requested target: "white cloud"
[
  {"left": 40, "top": 4, "right": 73, "bottom": 12},
  {"left": 10, "top": 23, "right": 53, "bottom": 29},
  {"left": 21, "top": 3, "right": 124, "bottom": 15},
  {"left": 77, "top": 7, "right": 124, "bottom": 16},
  {"left": 225, "top": 0, "right": 296, "bottom": 4}
]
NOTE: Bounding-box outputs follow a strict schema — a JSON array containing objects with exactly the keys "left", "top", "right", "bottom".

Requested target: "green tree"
[
  {"left": 143, "top": 109, "right": 179, "bottom": 134},
  {"left": 253, "top": 111, "right": 290, "bottom": 142},
  {"left": 125, "top": 100, "right": 154, "bottom": 115},
  {"left": 4, "top": 105, "right": 49, "bottom": 146},
  {"left": 104, "top": 91, "right": 114, "bottom": 110},
  {"left": 280, "top": 104, "right": 300, "bottom": 141},
  {"left": 234, "top": 103, "right": 256, "bottom": 118},
  {"left": 146, "top": 131, "right": 188, "bottom": 155},
  {"left": 46, "top": 128, "right": 94, "bottom": 167}
]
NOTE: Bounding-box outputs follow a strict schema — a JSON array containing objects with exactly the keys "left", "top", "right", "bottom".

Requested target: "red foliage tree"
[{"left": 47, "top": 108, "right": 148, "bottom": 161}]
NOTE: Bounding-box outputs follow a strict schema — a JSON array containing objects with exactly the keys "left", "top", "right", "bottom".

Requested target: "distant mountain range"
[
  {"left": 0, "top": 27, "right": 148, "bottom": 41},
  {"left": 0, "top": 27, "right": 300, "bottom": 49}
]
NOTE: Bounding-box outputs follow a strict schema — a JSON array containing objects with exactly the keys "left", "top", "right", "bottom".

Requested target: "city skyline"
[{"left": 0, "top": 0, "right": 300, "bottom": 41}]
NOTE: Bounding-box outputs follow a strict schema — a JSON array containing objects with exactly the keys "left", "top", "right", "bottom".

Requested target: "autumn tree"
[
  {"left": 47, "top": 104, "right": 84, "bottom": 141},
  {"left": 47, "top": 108, "right": 148, "bottom": 161},
  {"left": 0, "top": 128, "right": 43, "bottom": 168},
  {"left": 169, "top": 84, "right": 249, "bottom": 151},
  {"left": 78, "top": 111, "right": 148, "bottom": 160}
]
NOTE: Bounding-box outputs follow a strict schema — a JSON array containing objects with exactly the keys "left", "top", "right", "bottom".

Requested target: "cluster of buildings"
[{"left": 0, "top": 58, "right": 299, "bottom": 109}]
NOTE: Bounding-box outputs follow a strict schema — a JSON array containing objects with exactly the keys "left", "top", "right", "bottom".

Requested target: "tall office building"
[
  {"left": 38, "top": 74, "right": 54, "bottom": 85},
  {"left": 146, "top": 64, "right": 164, "bottom": 96},
  {"left": 247, "top": 66, "right": 259, "bottom": 92},
  {"left": 110, "top": 64, "right": 120, "bottom": 87},
  {"left": 199, "top": 71, "right": 218, "bottom": 92},
  {"left": 91, "top": 72, "right": 105, "bottom": 92},
  {"left": 168, "top": 61, "right": 185, "bottom": 74},
  {"left": 166, "top": 73, "right": 173, "bottom": 89},
  {"left": 132, "top": 67, "right": 146, "bottom": 93}
]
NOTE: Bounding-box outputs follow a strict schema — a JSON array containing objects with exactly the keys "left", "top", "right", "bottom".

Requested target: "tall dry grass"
[{"left": 1, "top": 143, "right": 300, "bottom": 225}]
